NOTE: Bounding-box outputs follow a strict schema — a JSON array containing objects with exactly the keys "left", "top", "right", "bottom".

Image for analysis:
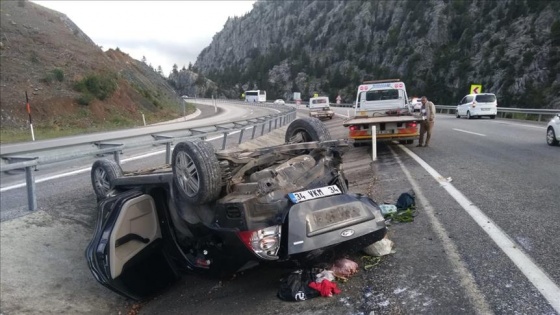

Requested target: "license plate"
[
  {"left": 288, "top": 185, "right": 341, "bottom": 203},
  {"left": 311, "top": 205, "right": 362, "bottom": 229},
  {"left": 481, "top": 108, "right": 490, "bottom": 111},
  {"left": 377, "top": 130, "right": 394, "bottom": 134}
]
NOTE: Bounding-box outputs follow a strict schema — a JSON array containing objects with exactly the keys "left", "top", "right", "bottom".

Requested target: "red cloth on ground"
[{"left": 308, "top": 279, "right": 341, "bottom": 297}]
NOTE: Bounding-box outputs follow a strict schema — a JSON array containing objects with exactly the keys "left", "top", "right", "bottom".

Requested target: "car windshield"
[{"left": 476, "top": 94, "right": 496, "bottom": 102}]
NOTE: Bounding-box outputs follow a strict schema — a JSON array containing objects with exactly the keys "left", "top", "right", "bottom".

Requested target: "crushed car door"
[{"left": 85, "top": 190, "right": 179, "bottom": 300}]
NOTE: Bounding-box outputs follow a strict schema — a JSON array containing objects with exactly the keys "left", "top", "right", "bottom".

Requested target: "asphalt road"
[{"left": 1, "top": 109, "right": 558, "bottom": 314}]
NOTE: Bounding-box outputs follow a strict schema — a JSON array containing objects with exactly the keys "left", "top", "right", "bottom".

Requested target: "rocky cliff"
[{"left": 194, "top": 0, "right": 560, "bottom": 108}]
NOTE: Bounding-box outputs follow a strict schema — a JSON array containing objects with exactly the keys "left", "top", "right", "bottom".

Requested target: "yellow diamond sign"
[{"left": 470, "top": 84, "right": 482, "bottom": 94}]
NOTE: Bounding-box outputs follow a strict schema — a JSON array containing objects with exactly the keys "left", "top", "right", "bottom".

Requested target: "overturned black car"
[{"left": 86, "top": 118, "right": 387, "bottom": 300}]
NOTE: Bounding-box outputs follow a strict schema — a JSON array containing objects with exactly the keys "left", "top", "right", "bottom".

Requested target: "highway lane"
[{"left": 388, "top": 114, "right": 559, "bottom": 313}]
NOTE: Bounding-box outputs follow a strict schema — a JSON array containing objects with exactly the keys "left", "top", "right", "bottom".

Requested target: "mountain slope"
[
  {"left": 0, "top": 0, "right": 189, "bottom": 139},
  {"left": 194, "top": 0, "right": 560, "bottom": 108}
]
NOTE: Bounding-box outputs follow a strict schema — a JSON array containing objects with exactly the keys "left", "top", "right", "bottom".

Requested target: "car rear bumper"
[{"left": 285, "top": 194, "right": 386, "bottom": 255}]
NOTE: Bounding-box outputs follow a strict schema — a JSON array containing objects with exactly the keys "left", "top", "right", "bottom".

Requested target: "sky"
[{"left": 32, "top": 1, "right": 256, "bottom": 76}]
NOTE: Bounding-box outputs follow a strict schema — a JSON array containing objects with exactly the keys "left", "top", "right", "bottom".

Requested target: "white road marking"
[
  {"left": 397, "top": 144, "right": 560, "bottom": 313},
  {"left": 388, "top": 146, "right": 493, "bottom": 314},
  {"left": 453, "top": 128, "right": 486, "bottom": 137}
]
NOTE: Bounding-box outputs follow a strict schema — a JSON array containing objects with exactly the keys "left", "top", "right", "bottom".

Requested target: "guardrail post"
[
  {"left": 222, "top": 132, "right": 228, "bottom": 150},
  {"left": 112, "top": 151, "right": 120, "bottom": 165},
  {"left": 25, "top": 166, "right": 37, "bottom": 211},
  {"left": 275, "top": 117, "right": 278, "bottom": 129},
  {"left": 95, "top": 142, "right": 123, "bottom": 165},
  {"left": 238, "top": 128, "right": 245, "bottom": 144},
  {"left": 269, "top": 120, "right": 272, "bottom": 132},
  {"left": 261, "top": 123, "right": 265, "bottom": 136},
  {"left": 165, "top": 142, "right": 171, "bottom": 164},
  {"left": 371, "top": 126, "right": 377, "bottom": 162},
  {"left": 251, "top": 125, "right": 257, "bottom": 139}
]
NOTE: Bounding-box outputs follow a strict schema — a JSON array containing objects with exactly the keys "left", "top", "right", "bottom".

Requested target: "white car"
[
  {"left": 410, "top": 97, "right": 422, "bottom": 112},
  {"left": 546, "top": 114, "right": 560, "bottom": 146},
  {"left": 456, "top": 93, "right": 498, "bottom": 119},
  {"left": 273, "top": 99, "right": 285, "bottom": 105}
]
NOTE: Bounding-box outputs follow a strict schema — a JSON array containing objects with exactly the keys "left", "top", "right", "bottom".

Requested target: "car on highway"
[
  {"left": 273, "top": 99, "right": 285, "bottom": 105},
  {"left": 456, "top": 93, "right": 498, "bottom": 119},
  {"left": 410, "top": 97, "right": 422, "bottom": 112},
  {"left": 308, "top": 96, "right": 334, "bottom": 119},
  {"left": 86, "top": 118, "right": 387, "bottom": 300},
  {"left": 546, "top": 114, "right": 560, "bottom": 146}
]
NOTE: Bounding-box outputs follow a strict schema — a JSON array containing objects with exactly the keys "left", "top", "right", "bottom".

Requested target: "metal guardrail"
[
  {"left": 433, "top": 105, "right": 558, "bottom": 121},
  {"left": 329, "top": 103, "right": 558, "bottom": 121},
  {"left": 1, "top": 100, "right": 297, "bottom": 211}
]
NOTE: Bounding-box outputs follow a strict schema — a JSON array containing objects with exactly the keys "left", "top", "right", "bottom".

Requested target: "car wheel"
[
  {"left": 490, "top": 115, "right": 496, "bottom": 119},
  {"left": 456, "top": 113, "right": 461, "bottom": 118},
  {"left": 285, "top": 117, "right": 331, "bottom": 144},
  {"left": 467, "top": 111, "right": 472, "bottom": 119},
  {"left": 546, "top": 127, "right": 559, "bottom": 146},
  {"left": 172, "top": 140, "right": 222, "bottom": 204},
  {"left": 91, "top": 159, "right": 123, "bottom": 201}
]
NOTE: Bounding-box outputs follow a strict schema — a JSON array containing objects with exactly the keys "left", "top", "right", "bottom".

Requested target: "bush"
[
  {"left": 77, "top": 93, "right": 94, "bottom": 105},
  {"left": 74, "top": 73, "right": 117, "bottom": 100},
  {"left": 52, "top": 68, "right": 64, "bottom": 82}
]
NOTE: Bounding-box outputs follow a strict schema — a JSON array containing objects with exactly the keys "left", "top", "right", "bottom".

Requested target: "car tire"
[
  {"left": 456, "top": 113, "right": 461, "bottom": 118},
  {"left": 467, "top": 111, "right": 472, "bottom": 119},
  {"left": 285, "top": 117, "right": 331, "bottom": 144},
  {"left": 547, "top": 127, "right": 559, "bottom": 146},
  {"left": 172, "top": 140, "right": 222, "bottom": 205},
  {"left": 490, "top": 115, "right": 496, "bottom": 119},
  {"left": 91, "top": 159, "right": 123, "bottom": 201}
]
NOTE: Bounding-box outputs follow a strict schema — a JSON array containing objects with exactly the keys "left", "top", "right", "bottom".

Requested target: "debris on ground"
[
  {"left": 309, "top": 279, "right": 341, "bottom": 297},
  {"left": 331, "top": 258, "right": 359, "bottom": 281},
  {"left": 277, "top": 269, "right": 321, "bottom": 301},
  {"left": 361, "top": 256, "right": 382, "bottom": 270},
  {"left": 363, "top": 236, "right": 395, "bottom": 257},
  {"left": 381, "top": 190, "right": 417, "bottom": 223}
]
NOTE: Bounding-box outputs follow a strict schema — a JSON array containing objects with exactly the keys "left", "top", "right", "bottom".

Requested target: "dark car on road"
[{"left": 86, "top": 118, "right": 387, "bottom": 300}]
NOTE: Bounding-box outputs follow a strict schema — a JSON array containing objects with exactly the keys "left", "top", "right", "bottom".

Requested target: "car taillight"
[
  {"left": 349, "top": 125, "right": 358, "bottom": 131},
  {"left": 406, "top": 122, "right": 417, "bottom": 128},
  {"left": 237, "top": 225, "right": 281, "bottom": 260}
]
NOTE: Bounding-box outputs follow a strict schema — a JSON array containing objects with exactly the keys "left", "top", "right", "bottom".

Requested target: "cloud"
[{"left": 32, "top": 1, "right": 255, "bottom": 74}]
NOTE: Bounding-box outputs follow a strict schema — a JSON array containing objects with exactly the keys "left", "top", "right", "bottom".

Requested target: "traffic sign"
[{"left": 470, "top": 84, "right": 482, "bottom": 94}]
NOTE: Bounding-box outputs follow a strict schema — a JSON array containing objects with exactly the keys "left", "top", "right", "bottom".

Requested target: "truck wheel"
[
  {"left": 91, "top": 159, "right": 123, "bottom": 201},
  {"left": 172, "top": 140, "right": 222, "bottom": 205},
  {"left": 285, "top": 117, "right": 331, "bottom": 144}
]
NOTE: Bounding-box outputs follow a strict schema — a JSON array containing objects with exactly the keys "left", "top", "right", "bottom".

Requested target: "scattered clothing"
[
  {"left": 308, "top": 279, "right": 341, "bottom": 297},
  {"left": 331, "top": 258, "right": 359, "bottom": 279},
  {"left": 315, "top": 270, "right": 335, "bottom": 283}
]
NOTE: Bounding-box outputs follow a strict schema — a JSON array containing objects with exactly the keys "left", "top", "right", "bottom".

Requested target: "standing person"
[{"left": 417, "top": 96, "right": 435, "bottom": 147}]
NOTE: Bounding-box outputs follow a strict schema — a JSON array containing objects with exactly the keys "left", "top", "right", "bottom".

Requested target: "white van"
[{"left": 456, "top": 93, "right": 498, "bottom": 119}]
